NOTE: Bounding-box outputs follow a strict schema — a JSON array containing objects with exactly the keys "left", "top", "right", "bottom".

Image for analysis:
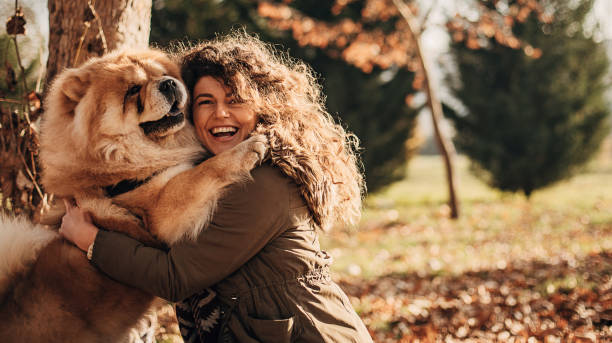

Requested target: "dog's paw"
[
  {"left": 217, "top": 134, "right": 268, "bottom": 172},
  {"left": 245, "top": 134, "right": 268, "bottom": 163},
  {"left": 231, "top": 134, "right": 268, "bottom": 170}
]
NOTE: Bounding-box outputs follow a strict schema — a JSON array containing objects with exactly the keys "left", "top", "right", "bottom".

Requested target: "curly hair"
[{"left": 179, "top": 32, "right": 365, "bottom": 230}]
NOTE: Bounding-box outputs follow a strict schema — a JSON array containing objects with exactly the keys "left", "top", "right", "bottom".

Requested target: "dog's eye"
[{"left": 126, "top": 85, "right": 142, "bottom": 96}]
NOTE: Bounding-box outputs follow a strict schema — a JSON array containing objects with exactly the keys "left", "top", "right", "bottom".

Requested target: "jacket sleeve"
[{"left": 91, "top": 165, "right": 293, "bottom": 302}]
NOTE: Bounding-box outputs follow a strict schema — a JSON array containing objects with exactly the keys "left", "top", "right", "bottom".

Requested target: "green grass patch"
[{"left": 323, "top": 154, "right": 612, "bottom": 280}]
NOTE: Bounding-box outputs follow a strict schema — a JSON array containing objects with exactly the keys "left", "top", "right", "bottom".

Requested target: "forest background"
[{"left": 1, "top": 0, "right": 612, "bottom": 342}]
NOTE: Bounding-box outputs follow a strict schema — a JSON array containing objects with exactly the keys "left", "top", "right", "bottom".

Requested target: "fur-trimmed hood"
[{"left": 258, "top": 124, "right": 363, "bottom": 231}]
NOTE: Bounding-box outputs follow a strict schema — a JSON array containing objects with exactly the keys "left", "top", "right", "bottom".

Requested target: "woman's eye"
[
  {"left": 197, "top": 100, "right": 213, "bottom": 105},
  {"left": 126, "top": 85, "right": 141, "bottom": 96}
]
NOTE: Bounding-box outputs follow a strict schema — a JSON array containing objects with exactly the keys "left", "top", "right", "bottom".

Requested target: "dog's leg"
[
  {"left": 147, "top": 134, "right": 267, "bottom": 244},
  {"left": 78, "top": 197, "right": 162, "bottom": 247}
]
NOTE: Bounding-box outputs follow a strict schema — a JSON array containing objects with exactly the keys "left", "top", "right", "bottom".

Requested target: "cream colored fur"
[{"left": 0, "top": 216, "right": 57, "bottom": 298}]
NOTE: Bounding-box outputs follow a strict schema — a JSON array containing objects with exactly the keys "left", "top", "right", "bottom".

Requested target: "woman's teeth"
[{"left": 210, "top": 126, "right": 237, "bottom": 137}]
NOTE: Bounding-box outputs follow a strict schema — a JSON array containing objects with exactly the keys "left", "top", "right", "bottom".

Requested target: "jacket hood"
[{"left": 258, "top": 125, "right": 337, "bottom": 231}]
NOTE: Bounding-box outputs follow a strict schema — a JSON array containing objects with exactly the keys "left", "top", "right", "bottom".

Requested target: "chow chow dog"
[{"left": 0, "top": 49, "right": 266, "bottom": 342}]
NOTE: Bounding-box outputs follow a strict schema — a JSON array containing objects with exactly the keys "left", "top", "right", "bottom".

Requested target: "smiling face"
[{"left": 192, "top": 76, "right": 257, "bottom": 155}]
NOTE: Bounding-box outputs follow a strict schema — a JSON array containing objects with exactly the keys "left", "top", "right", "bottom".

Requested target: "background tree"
[
  {"left": 446, "top": 0, "right": 610, "bottom": 196},
  {"left": 258, "top": 0, "right": 551, "bottom": 218},
  {"left": 47, "top": 0, "right": 152, "bottom": 83},
  {"left": 151, "top": 0, "right": 422, "bottom": 192}
]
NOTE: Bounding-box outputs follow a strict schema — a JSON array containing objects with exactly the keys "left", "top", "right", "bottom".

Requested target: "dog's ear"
[
  {"left": 58, "top": 69, "right": 89, "bottom": 103},
  {"left": 45, "top": 69, "right": 90, "bottom": 116}
]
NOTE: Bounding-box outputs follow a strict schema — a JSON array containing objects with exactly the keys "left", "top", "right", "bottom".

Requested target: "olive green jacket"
[{"left": 91, "top": 164, "right": 372, "bottom": 342}]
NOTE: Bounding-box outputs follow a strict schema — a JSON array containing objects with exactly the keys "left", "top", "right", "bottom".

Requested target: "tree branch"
[{"left": 419, "top": 0, "right": 439, "bottom": 31}]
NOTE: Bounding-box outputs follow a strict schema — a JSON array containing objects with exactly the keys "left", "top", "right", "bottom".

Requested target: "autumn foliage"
[
  {"left": 258, "top": 0, "right": 551, "bottom": 90},
  {"left": 258, "top": 0, "right": 420, "bottom": 74},
  {"left": 446, "top": 0, "right": 551, "bottom": 57}
]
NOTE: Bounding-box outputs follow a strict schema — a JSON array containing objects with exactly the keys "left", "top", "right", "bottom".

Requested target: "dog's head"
[
  {"left": 45, "top": 49, "right": 188, "bottom": 141},
  {"left": 40, "top": 49, "right": 202, "bottom": 193}
]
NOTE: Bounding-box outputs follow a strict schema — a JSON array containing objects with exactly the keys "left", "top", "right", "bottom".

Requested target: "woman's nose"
[{"left": 215, "top": 104, "right": 230, "bottom": 118}]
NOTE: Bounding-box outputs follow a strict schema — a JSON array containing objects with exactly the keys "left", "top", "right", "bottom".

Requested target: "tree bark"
[
  {"left": 46, "top": 0, "right": 152, "bottom": 84},
  {"left": 393, "top": 0, "right": 460, "bottom": 219}
]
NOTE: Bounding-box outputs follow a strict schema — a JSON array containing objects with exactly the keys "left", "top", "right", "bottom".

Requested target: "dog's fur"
[{"left": 0, "top": 49, "right": 266, "bottom": 342}]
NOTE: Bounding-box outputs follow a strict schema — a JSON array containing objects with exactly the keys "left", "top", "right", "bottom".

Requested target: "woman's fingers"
[{"left": 63, "top": 198, "right": 73, "bottom": 212}]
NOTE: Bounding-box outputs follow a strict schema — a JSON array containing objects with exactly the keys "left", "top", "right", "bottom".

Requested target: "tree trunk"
[
  {"left": 46, "top": 0, "right": 152, "bottom": 84},
  {"left": 393, "top": 0, "right": 460, "bottom": 219}
]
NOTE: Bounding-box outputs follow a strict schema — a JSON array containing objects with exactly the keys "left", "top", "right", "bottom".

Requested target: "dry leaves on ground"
[{"left": 339, "top": 252, "right": 612, "bottom": 342}]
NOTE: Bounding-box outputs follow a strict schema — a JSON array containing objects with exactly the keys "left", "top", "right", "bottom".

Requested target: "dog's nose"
[
  {"left": 159, "top": 78, "right": 177, "bottom": 94},
  {"left": 159, "top": 77, "right": 181, "bottom": 104}
]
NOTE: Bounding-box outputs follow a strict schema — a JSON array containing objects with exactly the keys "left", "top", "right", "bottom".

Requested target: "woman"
[{"left": 61, "top": 32, "right": 371, "bottom": 342}]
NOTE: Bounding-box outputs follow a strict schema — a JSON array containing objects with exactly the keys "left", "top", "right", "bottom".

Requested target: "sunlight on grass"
[{"left": 323, "top": 154, "right": 612, "bottom": 280}]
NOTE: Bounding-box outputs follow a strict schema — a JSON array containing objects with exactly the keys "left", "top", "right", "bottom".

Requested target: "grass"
[{"left": 322, "top": 153, "right": 612, "bottom": 281}]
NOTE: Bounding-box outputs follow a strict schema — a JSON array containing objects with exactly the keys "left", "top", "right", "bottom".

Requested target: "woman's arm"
[{"left": 65, "top": 165, "right": 294, "bottom": 302}]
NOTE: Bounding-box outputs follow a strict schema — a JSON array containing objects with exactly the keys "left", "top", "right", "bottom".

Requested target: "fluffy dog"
[{"left": 0, "top": 49, "right": 266, "bottom": 342}]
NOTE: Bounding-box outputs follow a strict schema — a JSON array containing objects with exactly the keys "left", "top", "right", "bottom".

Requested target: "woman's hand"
[{"left": 60, "top": 199, "right": 99, "bottom": 252}]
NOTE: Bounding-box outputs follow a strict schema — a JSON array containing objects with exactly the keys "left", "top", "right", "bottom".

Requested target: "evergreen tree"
[{"left": 447, "top": 0, "right": 610, "bottom": 197}]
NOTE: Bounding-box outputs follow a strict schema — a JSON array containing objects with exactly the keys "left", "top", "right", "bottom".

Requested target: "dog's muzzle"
[{"left": 159, "top": 77, "right": 183, "bottom": 107}]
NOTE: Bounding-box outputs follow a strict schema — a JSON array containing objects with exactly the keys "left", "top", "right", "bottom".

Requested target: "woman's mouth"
[{"left": 209, "top": 126, "right": 238, "bottom": 138}]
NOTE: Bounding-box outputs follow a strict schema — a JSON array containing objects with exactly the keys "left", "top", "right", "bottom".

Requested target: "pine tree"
[{"left": 447, "top": 0, "right": 610, "bottom": 197}]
